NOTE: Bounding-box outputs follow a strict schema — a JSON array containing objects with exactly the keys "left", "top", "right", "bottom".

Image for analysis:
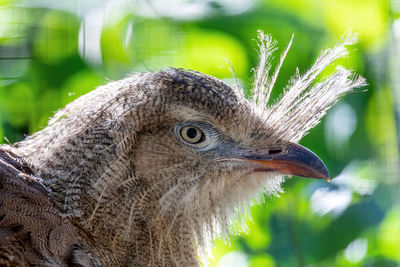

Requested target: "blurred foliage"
[{"left": 0, "top": 0, "right": 399, "bottom": 266}]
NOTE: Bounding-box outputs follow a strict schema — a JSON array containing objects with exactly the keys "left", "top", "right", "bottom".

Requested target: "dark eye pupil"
[{"left": 186, "top": 128, "right": 198, "bottom": 139}]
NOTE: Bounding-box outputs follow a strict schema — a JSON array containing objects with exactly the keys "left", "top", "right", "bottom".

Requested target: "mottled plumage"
[{"left": 0, "top": 31, "right": 365, "bottom": 266}]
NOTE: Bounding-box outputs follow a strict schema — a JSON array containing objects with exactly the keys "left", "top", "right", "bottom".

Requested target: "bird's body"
[{"left": 0, "top": 32, "right": 365, "bottom": 266}]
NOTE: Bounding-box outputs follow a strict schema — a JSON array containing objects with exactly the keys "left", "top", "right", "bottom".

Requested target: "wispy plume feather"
[
  {"left": 252, "top": 30, "right": 367, "bottom": 142},
  {"left": 252, "top": 31, "right": 277, "bottom": 109}
]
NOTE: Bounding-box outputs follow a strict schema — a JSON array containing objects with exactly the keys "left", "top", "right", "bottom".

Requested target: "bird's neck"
[
  {"left": 14, "top": 95, "right": 202, "bottom": 266},
  {"left": 14, "top": 82, "right": 144, "bottom": 218},
  {"left": 80, "top": 210, "right": 200, "bottom": 265}
]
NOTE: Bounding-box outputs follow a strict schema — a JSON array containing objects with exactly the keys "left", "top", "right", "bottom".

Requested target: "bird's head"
[
  {"left": 129, "top": 32, "right": 366, "bottom": 241},
  {"left": 133, "top": 69, "right": 329, "bottom": 227}
]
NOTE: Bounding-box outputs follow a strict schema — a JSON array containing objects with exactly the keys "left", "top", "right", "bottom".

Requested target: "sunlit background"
[{"left": 0, "top": 0, "right": 399, "bottom": 266}]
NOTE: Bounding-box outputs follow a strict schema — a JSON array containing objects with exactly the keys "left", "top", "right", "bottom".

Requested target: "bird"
[{"left": 0, "top": 31, "right": 365, "bottom": 266}]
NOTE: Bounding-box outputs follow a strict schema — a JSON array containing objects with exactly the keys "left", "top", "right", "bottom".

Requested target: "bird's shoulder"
[{"left": 0, "top": 147, "right": 101, "bottom": 266}]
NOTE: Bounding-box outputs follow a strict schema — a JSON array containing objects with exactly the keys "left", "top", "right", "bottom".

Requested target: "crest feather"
[{"left": 252, "top": 30, "right": 367, "bottom": 142}]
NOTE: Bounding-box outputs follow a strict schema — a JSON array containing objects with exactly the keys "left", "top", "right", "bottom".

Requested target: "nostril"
[{"left": 269, "top": 149, "right": 282, "bottom": 155}]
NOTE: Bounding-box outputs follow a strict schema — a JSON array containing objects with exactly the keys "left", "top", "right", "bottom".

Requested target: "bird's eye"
[
  {"left": 180, "top": 126, "right": 204, "bottom": 144},
  {"left": 174, "top": 122, "right": 217, "bottom": 150}
]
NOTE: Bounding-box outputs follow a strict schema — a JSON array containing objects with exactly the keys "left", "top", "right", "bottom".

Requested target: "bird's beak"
[{"left": 241, "top": 142, "right": 330, "bottom": 181}]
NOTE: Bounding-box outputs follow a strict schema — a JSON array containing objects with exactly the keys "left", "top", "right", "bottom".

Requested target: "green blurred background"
[{"left": 0, "top": 0, "right": 399, "bottom": 266}]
